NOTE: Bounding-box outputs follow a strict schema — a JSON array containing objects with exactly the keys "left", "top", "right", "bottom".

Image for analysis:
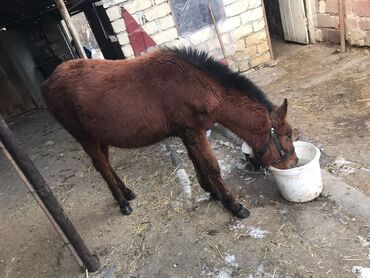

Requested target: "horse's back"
[
  {"left": 41, "top": 51, "right": 220, "bottom": 147},
  {"left": 42, "top": 56, "right": 173, "bottom": 146}
]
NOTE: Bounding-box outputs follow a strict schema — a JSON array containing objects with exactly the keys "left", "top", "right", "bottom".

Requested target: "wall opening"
[
  {"left": 263, "top": 0, "right": 311, "bottom": 57},
  {"left": 62, "top": 12, "right": 103, "bottom": 59},
  {"left": 263, "top": 0, "right": 284, "bottom": 41}
]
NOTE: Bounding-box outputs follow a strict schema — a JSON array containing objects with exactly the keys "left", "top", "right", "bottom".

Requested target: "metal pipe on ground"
[
  {"left": 0, "top": 115, "right": 100, "bottom": 272},
  {"left": 164, "top": 140, "right": 192, "bottom": 202}
]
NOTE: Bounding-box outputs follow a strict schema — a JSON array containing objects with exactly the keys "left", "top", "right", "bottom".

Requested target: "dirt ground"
[{"left": 0, "top": 42, "right": 370, "bottom": 278}]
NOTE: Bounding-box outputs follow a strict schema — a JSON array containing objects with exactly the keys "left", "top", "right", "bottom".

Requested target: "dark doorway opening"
[
  {"left": 263, "top": 0, "right": 285, "bottom": 57},
  {"left": 264, "top": 0, "right": 285, "bottom": 41},
  {"left": 263, "top": 0, "right": 311, "bottom": 58}
]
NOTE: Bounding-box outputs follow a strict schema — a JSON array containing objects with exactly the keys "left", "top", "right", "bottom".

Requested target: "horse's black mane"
[{"left": 165, "top": 47, "right": 275, "bottom": 111}]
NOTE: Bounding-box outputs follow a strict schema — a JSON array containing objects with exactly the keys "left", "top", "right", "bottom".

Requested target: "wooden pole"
[
  {"left": 260, "top": 0, "right": 274, "bottom": 60},
  {"left": 208, "top": 5, "right": 228, "bottom": 64},
  {"left": 339, "top": 0, "right": 346, "bottom": 53},
  {"left": 0, "top": 141, "right": 85, "bottom": 270},
  {"left": 55, "top": 0, "right": 88, "bottom": 59},
  {"left": 0, "top": 116, "right": 100, "bottom": 272}
]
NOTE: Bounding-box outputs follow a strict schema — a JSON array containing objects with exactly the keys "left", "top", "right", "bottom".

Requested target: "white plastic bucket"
[{"left": 269, "top": 141, "right": 322, "bottom": 202}]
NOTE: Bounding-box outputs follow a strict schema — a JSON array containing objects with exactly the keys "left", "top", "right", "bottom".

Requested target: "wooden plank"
[
  {"left": 278, "top": 0, "right": 309, "bottom": 44},
  {"left": 305, "top": 0, "right": 316, "bottom": 43}
]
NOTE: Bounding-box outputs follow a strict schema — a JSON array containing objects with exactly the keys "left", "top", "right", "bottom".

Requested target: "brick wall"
[
  {"left": 103, "top": 0, "right": 271, "bottom": 71},
  {"left": 316, "top": 0, "right": 370, "bottom": 46}
]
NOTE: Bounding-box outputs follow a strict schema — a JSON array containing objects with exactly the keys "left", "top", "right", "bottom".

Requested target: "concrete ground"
[{"left": 0, "top": 42, "right": 370, "bottom": 278}]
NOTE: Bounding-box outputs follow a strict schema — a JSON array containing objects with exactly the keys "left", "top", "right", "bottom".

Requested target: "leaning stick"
[{"left": 208, "top": 4, "right": 228, "bottom": 64}]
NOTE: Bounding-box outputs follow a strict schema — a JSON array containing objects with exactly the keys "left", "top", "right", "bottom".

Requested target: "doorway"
[
  {"left": 263, "top": 0, "right": 314, "bottom": 57},
  {"left": 62, "top": 12, "right": 102, "bottom": 59}
]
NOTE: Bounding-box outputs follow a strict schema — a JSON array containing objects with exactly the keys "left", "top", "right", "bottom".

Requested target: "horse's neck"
[{"left": 218, "top": 93, "right": 271, "bottom": 151}]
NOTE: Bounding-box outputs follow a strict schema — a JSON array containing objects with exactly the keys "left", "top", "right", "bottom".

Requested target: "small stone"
[
  {"left": 267, "top": 60, "right": 278, "bottom": 67},
  {"left": 236, "top": 162, "right": 246, "bottom": 170},
  {"left": 45, "top": 140, "right": 55, "bottom": 146}
]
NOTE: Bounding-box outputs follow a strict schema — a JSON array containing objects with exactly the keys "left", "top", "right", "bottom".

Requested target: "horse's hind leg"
[
  {"left": 100, "top": 144, "right": 136, "bottom": 200},
  {"left": 181, "top": 130, "right": 250, "bottom": 219},
  {"left": 79, "top": 139, "right": 132, "bottom": 215}
]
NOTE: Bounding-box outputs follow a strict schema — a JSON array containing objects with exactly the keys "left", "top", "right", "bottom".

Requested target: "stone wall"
[
  {"left": 315, "top": 0, "right": 370, "bottom": 46},
  {"left": 102, "top": 0, "right": 271, "bottom": 71}
]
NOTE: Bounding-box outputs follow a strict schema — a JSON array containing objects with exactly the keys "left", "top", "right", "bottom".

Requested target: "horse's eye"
[{"left": 287, "top": 132, "right": 292, "bottom": 139}]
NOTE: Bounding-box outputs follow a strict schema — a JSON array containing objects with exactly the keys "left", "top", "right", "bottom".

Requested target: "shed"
[{"left": 0, "top": 0, "right": 124, "bottom": 119}]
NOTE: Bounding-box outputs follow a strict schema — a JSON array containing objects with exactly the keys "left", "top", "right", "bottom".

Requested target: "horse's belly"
[
  {"left": 111, "top": 128, "right": 170, "bottom": 148},
  {"left": 80, "top": 111, "right": 170, "bottom": 148}
]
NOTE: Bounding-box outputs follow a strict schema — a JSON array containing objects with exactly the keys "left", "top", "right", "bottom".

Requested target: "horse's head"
[{"left": 255, "top": 99, "right": 298, "bottom": 169}]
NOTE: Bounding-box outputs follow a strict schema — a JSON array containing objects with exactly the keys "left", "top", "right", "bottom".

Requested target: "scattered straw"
[
  {"left": 272, "top": 268, "right": 277, "bottom": 278},
  {"left": 239, "top": 197, "right": 252, "bottom": 209},
  {"left": 206, "top": 220, "right": 222, "bottom": 228},
  {"left": 208, "top": 243, "right": 223, "bottom": 260},
  {"left": 276, "top": 223, "right": 285, "bottom": 234}
]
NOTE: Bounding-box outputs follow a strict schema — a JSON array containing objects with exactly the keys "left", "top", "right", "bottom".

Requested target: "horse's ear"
[{"left": 271, "top": 98, "right": 288, "bottom": 124}]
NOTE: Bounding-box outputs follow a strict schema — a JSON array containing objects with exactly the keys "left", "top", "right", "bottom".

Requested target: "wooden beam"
[
  {"left": 55, "top": 0, "right": 87, "bottom": 58},
  {"left": 0, "top": 115, "right": 100, "bottom": 272},
  {"left": 0, "top": 140, "right": 86, "bottom": 269},
  {"left": 339, "top": 0, "right": 346, "bottom": 52},
  {"left": 260, "top": 0, "right": 274, "bottom": 60},
  {"left": 305, "top": 0, "right": 316, "bottom": 43}
]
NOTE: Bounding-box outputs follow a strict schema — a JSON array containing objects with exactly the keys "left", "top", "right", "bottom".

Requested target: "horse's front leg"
[{"left": 181, "top": 129, "right": 250, "bottom": 219}]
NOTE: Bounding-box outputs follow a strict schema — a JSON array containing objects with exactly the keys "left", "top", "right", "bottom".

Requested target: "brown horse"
[{"left": 41, "top": 47, "right": 297, "bottom": 219}]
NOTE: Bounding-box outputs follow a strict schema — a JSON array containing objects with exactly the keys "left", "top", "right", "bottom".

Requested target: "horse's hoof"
[
  {"left": 233, "top": 205, "right": 250, "bottom": 219},
  {"left": 119, "top": 200, "right": 132, "bottom": 215},
  {"left": 210, "top": 192, "right": 220, "bottom": 200},
  {"left": 124, "top": 190, "right": 136, "bottom": 201},
  {"left": 120, "top": 205, "right": 132, "bottom": 215}
]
